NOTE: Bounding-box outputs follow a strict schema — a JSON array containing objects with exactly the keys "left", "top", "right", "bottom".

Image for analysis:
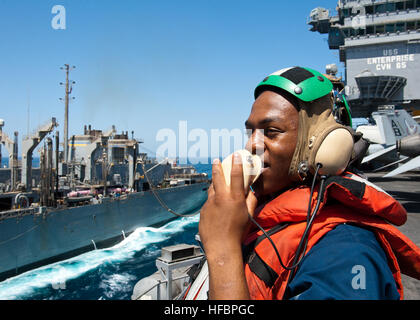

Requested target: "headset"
[{"left": 254, "top": 66, "right": 354, "bottom": 180}]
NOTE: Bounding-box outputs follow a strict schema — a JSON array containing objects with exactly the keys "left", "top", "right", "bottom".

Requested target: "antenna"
[
  {"left": 59, "top": 64, "right": 76, "bottom": 163},
  {"left": 27, "top": 88, "right": 30, "bottom": 136}
]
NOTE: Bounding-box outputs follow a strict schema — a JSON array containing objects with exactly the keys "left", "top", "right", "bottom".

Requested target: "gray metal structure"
[
  {"left": 0, "top": 120, "right": 18, "bottom": 190},
  {"left": 357, "top": 107, "right": 420, "bottom": 176},
  {"left": 132, "top": 243, "right": 205, "bottom": 300},
  {"left": 21, "top": 118, "right": 57, "bottom": 191},
  {"left": 308, "top": 0, "right": 420, "bottom": 117},
  {"left": 0, "top": 120, "right": 209, "bottom": 281}
]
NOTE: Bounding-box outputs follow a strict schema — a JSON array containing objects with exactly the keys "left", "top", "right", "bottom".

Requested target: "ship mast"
[{"left": 60, "top": 64, "right": 75, "bottom": 163}]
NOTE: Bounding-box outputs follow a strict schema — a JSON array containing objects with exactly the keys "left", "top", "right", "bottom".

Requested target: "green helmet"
[
  {"left": 253, "top": 66, "right": 354, "bottom": 181},
  {"left": 254, "top": 66, "right": 333, "bottom": 102}
]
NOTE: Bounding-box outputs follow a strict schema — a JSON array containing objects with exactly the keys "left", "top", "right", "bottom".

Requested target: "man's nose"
[{"left": 245, "top": 129, "right": 265, "bottom": 156}]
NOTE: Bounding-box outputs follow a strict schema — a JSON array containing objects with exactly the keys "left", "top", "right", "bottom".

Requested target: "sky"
[{"left": 0, "top": 0, "right": 342, "bottom": 158}]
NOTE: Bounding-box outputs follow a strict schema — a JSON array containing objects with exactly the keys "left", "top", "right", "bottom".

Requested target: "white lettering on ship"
[{"left": 367, "top": 54, "right": 415, "bottom": 71}]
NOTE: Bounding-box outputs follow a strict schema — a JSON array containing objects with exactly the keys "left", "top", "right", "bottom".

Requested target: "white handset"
[{"left": 221, "top": 149, "right": 262, "bottom": 194}]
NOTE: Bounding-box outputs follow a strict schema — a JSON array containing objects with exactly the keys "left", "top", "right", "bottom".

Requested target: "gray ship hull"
[{"left": 0, "top": 182, "right": 209, "bottom": 281}]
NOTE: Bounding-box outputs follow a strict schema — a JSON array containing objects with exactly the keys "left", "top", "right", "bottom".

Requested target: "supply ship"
[{"left": 0, "top": 65, "right": 209, "bottom": 282}]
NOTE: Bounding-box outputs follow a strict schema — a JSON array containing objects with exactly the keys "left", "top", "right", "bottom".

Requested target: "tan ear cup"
[
  {"left": 314, "top": 128, "right": 354, "bottom": 176},
  {"left": 221, "top": 149, "right": 262, "bottom": 193}
]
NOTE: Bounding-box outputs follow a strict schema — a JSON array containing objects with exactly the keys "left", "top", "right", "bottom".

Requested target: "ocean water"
[
  {"left": 0, "top": 163, "right": 212, "bottom": 300},
  {"left": 1, "top": 157, "right": 39, "bottom": 168}
]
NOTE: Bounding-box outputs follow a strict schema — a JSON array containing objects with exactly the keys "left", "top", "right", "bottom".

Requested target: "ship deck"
[{"left": 365, "top": 171, "right": 420, "bottom": 300}]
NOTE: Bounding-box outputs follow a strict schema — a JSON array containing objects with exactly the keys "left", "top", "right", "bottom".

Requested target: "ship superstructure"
[
  {"left": 0, "top": 117, "right": 209, "bottom": 281},
  {"left": 308, "top": 0, "right": 420, "bottom": 117}
]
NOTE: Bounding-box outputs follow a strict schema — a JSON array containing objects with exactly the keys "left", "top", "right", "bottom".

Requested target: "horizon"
[{"left": 0, "top": 0, "right": 341, "bottom": 160}]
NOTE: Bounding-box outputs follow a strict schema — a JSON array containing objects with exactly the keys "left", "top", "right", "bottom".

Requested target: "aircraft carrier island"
[{"left": 309, "top": 0, "right": 420, "bottom": 118}]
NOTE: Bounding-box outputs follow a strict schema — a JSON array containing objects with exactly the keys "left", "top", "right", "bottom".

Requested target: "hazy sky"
[{"left": 0, "top": 0, "right": 341, "bottom": 157}]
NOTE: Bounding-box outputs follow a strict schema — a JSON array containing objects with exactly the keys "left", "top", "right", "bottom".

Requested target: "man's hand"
[{"left": 199, "top": 153, "right": 256, "bottom": 300}]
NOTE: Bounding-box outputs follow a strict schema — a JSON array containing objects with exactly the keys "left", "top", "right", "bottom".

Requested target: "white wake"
[{"left": 0, "top": 215, "right": 199, "bottom": 300}]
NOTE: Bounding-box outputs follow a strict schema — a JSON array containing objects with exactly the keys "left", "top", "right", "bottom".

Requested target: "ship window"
[
  {"left": 395, "top": 22, "right": 405, "bottom": 32},
  {"left": 111, "top": 147, "right": 125, "bottom": 163},
  {"left": 375, "top": 25, "right": 385, "bottom": 34},
  {"left": 366, "top": 25, "right": 374, "bottom": 35},
  {"left": 406, "top": 0, "right": 415, "bottom": 9},
  {"left": 386, "top": 3, "right": 396, "bottom": 12},
  {"left": 342, "top": 28, "right": 349, "bottom": 37},
  {"left": 386, "top": 24, "right": 395, "bottom": 33},
  {"left": 417, "top": 0, "right": 420, "bottom": 8},
  {"left": 375, "top": 4, "right": 387, "bottom": 13},
  {"left": 407, "top": 21, "right": 415, "bottom": 30},
  {"left": 342, "top": 8, "right": 350, "bottom": 18},
  {"left": 396, "top": 1, "right": 405, "bottom": 10},
  {"left": 355, "top": 28, "right": 362, "bottom": 36},
  {"left": 366, "top": 5, "right": 374, "bottom": 14}
]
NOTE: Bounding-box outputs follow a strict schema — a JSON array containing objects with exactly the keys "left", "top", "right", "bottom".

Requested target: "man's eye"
[{"left": 265, "top": 128, "right": 282, "bottom": 136}]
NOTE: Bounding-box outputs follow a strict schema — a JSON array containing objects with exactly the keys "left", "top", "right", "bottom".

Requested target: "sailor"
[{"left": 199, "top": 66, "right": 420, "bottom": 300}]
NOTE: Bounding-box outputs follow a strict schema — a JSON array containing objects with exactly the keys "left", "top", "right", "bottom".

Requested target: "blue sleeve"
[{"left": 284, "top": 224, "right": 400, "bottom": 300}]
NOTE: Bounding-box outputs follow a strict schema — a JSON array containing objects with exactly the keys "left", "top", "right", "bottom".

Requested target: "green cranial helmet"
[
  {"left": 254, "top": 66, "right": 333, "bottom": 102},
  {"left": 253, "top": 66, "right": 354, "bottom": 181}
]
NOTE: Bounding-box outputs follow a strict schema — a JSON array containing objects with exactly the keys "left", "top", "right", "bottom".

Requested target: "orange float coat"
[{"left": 243, "top": 173, "right": 420, "bottom": 300}]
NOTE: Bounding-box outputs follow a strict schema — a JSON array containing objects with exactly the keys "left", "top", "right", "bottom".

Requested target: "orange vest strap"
[{"left": 243, "top": 223, "right": 290, "bottom": 288}]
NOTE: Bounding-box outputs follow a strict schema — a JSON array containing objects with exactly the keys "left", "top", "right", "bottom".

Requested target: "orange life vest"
[{"left": 243, "top": 173, "right": 420, "bottom": 300}]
